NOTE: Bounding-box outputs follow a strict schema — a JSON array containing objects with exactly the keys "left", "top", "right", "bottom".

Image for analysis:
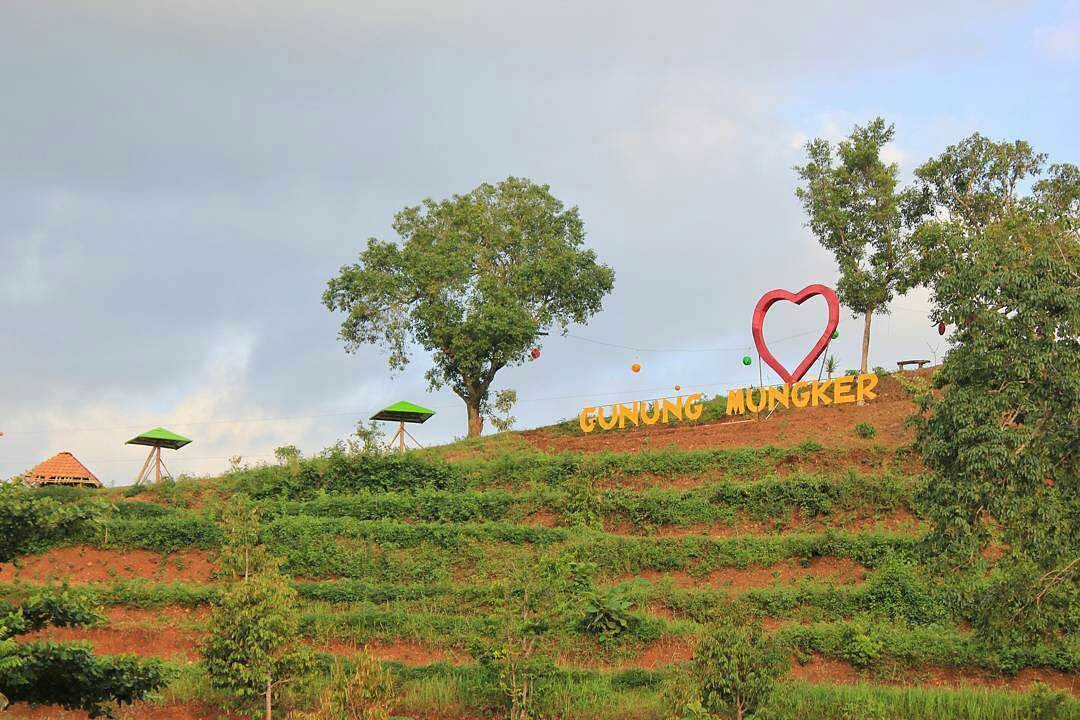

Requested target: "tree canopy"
[
  {"left": 795, "top": 118, "right": 919, "bottom": 375},
  {"left": 909, "top": 134, "right": 1078, "bottom": 642},
  {"left": 324, "top": 177, "right": 615, "bottom": 436}
]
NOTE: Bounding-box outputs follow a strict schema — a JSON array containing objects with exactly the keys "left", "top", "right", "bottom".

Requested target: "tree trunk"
[
  {"left": 858, "top": 308, "right": 873, "bottom": 406},
  {"left": 265, "top": 678, "right": 272, "bottom": 720},
  {"left": 466, "top": 399, "right": 484, "bottom": 437}
]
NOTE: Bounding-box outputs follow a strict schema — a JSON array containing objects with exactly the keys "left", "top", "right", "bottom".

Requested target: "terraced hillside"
[{"left": 3, "top": 372, "right": 1078, "bottom": 719}]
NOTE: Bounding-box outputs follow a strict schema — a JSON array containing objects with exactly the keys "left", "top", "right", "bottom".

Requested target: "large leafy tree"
[
  {"left": 909, "top": 134, "right": 1078, "bottom": 642},
  {"left": 795, "top": 118, "right": 919, "bottom": 379},
  {"left": 324, "top": 177, "right": 615, "bottom": 436}
]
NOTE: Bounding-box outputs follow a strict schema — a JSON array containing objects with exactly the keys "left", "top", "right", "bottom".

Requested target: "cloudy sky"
[{"left": 2, "top": 1, "right": 1076, "bottom": 484}]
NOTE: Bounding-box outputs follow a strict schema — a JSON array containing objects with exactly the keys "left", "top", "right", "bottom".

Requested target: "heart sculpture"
[{"left": 752, "top": 284, "right": 840, "bottom": 384}]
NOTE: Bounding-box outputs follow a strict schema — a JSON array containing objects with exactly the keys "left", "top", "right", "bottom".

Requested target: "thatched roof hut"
[{"left": 22, "top": 451, "right": 102, "bottom": 488}]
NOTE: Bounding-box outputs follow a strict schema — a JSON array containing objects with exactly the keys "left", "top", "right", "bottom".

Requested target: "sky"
[{"left": 1, "top": 1, "right": 1076, "bottom": 485}]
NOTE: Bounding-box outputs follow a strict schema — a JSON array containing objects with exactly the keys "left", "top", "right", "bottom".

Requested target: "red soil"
[
  {"left": 21, "top": 623, "right": 200, "bottom": 660},
  {"left": 0, "top": 546, "right": 216, "bottom": 584},
  {"left": 630, "top": 635, "right": 697, "bottom": 668},
  {"left": 523, "top": 372, "right": 927, "bottom": 455},
  {"left": 1, "top": 704, "right": 230, "bottom": 720},
  {"left": 618, "top": 556, "right": 867, "bottom": 590}
]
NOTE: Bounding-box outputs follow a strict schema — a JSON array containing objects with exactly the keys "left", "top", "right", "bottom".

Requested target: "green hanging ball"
[
  {"left": 831, "top": 330, "right": 839, "bottom": 339},
  {"left": 742, "top": 355, "right": 752, "bottom": 366}
]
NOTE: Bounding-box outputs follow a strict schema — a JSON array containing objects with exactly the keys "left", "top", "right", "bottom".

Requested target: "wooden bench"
[{"left": 897, "top": 359, "right": 930, "bottom": 371}]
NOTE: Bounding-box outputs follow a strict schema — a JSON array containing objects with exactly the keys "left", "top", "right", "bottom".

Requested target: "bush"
[
  {"left": 0, "top": 484, "right": 94, "bottom": 562},
  {"left": 577, "top": 588, "right": 635, "bottom": 643},
  {"left": 290, "top": 654, "right": 396, "bottom": 720},
  {"left": 855, "top": 423, "right": 876, "bottom": 439},
  {"left": 692, "top": 622, "right": 788, "bottom": 720},
  {"left": 838, "top": 623, "right": 883, "bottom": 668}
]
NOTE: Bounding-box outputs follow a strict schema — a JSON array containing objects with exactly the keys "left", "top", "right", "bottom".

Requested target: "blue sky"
[{"left": 1, "top": 1, "right": 1075, "bottom": 484}]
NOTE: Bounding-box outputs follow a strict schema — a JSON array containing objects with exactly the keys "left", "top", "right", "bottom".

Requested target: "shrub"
[
  {"left": 838, "top": 622, "right": 883, "bottom": 668},
  {"left": 202, "top": 572, "right": 313, "bottom": 717},
  {"left": 1, "top": 587, "right": 166, "bottom": 717},
  {"left": 290, "top": 654, "right": 395, "bottom": 720},
  {"left": 855, "top": 423, "right": 876, "bottom": 439},
  {"left": 0, "top": 484, "right": 93, "bottom": 562},
  {"left": 692, "top": 622, "right": 788, "bottom": 720},
  {"left": 577, "top": 588, "right": 635, "bottom": 644}
]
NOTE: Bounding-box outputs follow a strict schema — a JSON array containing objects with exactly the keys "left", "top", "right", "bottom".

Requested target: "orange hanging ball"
[{"left": 631, "top": 362, "right": 641, "bottom": 373}]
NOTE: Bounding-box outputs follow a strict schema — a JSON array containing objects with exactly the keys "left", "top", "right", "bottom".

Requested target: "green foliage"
[
  {"left": 1, "top": 642, "right": 167, "bottom": 718},
  {"left": 824, "top": 356, "right": 837, "bottom": 378},
  {"left": 323, "top": 176, "right": 615, "bottom": 436},
  {"left": 858, "top": 559, "right": 945, "bottom": 625},
  {"left": 577, "top": 587, "right": 635, "bottom": 644},
  {"left": 691, "top": 622, "right": 788, "bottom": 720},
  {"left": 290, "top": 655, "right": 396, "bottom": 720},
  {"left": 202, "top": 571, "right": 314, "bottom": 716},
  {"left": 759, "top": 681, "right": 1079, "bottom": 720},
  {"left": 0, "top": 483, "right": 94, "bottom": 562},
  {"left": 854, "top": 423, "right": 876, "bottom": 439},
  {"left": 276, "top": 445, "right": 303, "bottom": 465},
  {"left": 795, "top": 117, "right": 921, "bottom": 372},
  {"left": 837, "top": 621, "right": 883, "bottom": 668},
  {"left": 909, "top": 134, "right": 1079, "bottom": 643},
  {"left": 485, "top": 389, "right": 519, "bottom": 433},
  {"left": 0, "top": 587, "right": 164, "bottom": 717},
  {"left": 216, "top": 497, "right": 280, "bottom": 580}
]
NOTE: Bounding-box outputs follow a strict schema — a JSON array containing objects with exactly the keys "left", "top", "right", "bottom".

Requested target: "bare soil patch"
[
  {"left": 2, "top": 703, "right": 237, "bottom": 719},
  {"left": 0, "top": 546, "right": 215, "bottom": 584},
  {"left": 630, "top": 635, "right": 697, "bottom": 669},
  {"left": 21, "top": 623, "right": 199, "bottom": 660}
]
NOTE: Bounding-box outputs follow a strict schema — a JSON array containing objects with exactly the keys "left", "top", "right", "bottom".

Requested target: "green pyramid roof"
[
  {"left": 126, "top": 427, "right": 192, "bottom": 450},
  {"left": 371, "top": 401, "right": 436, "bottom": 424}
]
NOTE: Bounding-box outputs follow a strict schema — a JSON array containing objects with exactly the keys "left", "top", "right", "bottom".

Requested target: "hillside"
[{"left": 3, "top": 370, "right": 1078, "bottom": 719}]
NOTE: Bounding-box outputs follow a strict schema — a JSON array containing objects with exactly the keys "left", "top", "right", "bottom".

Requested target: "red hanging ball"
[
  {"left": 937, "top": 321, "right": 946, "bottom": 336},
  {"left": 674, "top": 385, "right": 681, "bottom": 392},
  {"left": 530, "top": 347, "right": 541, "bottom": 360}
]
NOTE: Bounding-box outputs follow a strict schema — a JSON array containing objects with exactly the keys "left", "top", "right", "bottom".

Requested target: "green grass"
[{"left": 9, "top": 439, "right": 1077, "bottom": 719}]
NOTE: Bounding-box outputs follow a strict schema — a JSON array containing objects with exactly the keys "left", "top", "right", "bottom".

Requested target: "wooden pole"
[
  {"left": 135, "top": 448, "right": 154, "bottom": 485},
  {"left": 399, "top": 421, "right": 405, "bottom": 452},
  {"left": 155, "top": 447, "right": 161, "bottom": 483}
]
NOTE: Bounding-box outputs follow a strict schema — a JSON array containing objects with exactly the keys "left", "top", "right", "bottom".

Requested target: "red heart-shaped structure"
[{"left": 752, "top": 284, "right": 839, "bottom": 384}]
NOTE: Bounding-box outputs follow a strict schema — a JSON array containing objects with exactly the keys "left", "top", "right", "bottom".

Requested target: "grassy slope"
[{"left": 3, "top": 373, "right": 1078, "bottom": 719}]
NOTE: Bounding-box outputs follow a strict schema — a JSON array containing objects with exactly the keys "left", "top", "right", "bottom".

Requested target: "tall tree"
[
  {"left": 795, "top": 118, "right": 917, "bottom": 381},
  {"left": 324, "top": 177, "right": 615, "bottom": 436},
  {"left": 910, "top": 134, "right": 1078, "bottom": 642}
]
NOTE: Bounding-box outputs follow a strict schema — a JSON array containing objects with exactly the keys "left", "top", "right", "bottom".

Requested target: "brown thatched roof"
[{"left": 23, "top": 452, "right": 102, "bottom": 488}]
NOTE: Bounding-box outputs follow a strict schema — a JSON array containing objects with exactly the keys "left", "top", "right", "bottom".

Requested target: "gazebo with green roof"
[
  {"left": 126, "top": 427, "right": 192, "bottom": 484},
  {"left": 371, "top": 401, "right": 434, "bottom": 452}
]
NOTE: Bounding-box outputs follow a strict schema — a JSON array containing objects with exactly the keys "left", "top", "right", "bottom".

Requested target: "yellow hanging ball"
[{"left": 631, "top": 362, "right": 641, "bottom": 373}]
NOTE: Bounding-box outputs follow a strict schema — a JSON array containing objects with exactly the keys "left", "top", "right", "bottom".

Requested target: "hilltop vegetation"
[{"left": 1, "top": 374, "right": 1077, "bottom": 719}]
